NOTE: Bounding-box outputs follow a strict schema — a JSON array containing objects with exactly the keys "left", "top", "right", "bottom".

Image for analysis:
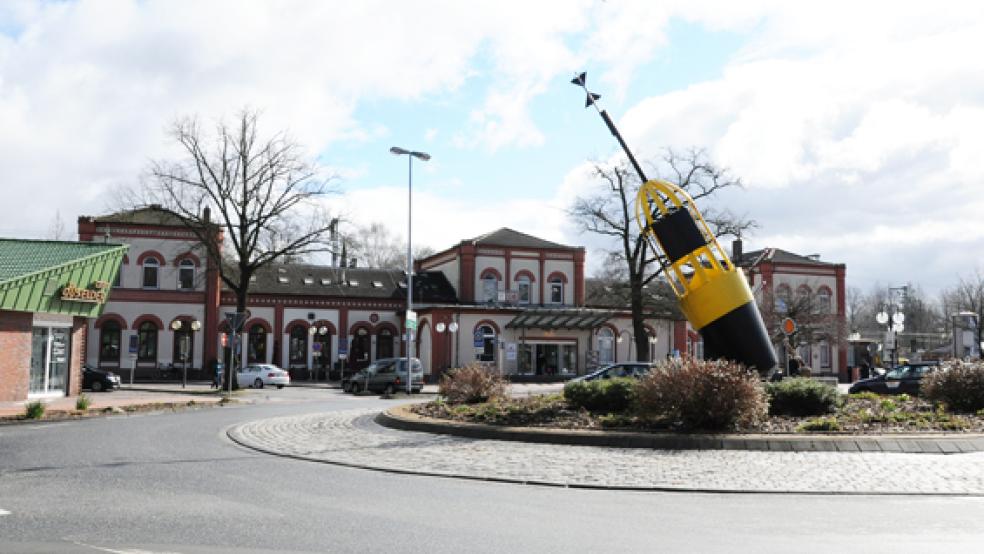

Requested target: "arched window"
[
  {"left": 774, "top": 284, "right": 792, "bottom": 312},
  {"left": 248, "top": 324, "right": 267, "bottom": 364},
  {"left": 142, "top": 258, "right": 159, "bottom": 289},
  {"left": 796, "top": 285, "right": 812, "bottom": 308},
  {"left": 289, "top": 326, "right": 307, "bottom": 365},
  {"left": 137, "top": 321, "right": 158, "bottom": 362},
  {"left": 597, "top": 327, "right": 614, "bottom": 364},
  {"left": 178, "top": 259, "right": 195, "bottom": 290},
  {"left": 516, "top": 275, "right": 532, "bottom": 304},
  {"left": 376, "top": 328, "right": 394, "bottom": 359},
  {"left": 479, "top": 325, "right": 496, "bottom": 362},
  {"left": 99, "top": 321, "right": 121, "bottom": 362},
  {"left": 549, "top": 277, "right": 564, "bottom": 304},
  {"left": 481, "top": 271, "right": 498, "bottom": 303},
  {"left": 817, "top": 288, "right": 832, "bottom": 314}
]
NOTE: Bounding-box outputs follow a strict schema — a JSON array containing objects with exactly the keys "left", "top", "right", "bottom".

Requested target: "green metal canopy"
[
  {"left": 505, "top": 308, "right": 615, "bottom": 331},
  {"left": 0, "top": 239, "right": 128, "bottom": 318}
]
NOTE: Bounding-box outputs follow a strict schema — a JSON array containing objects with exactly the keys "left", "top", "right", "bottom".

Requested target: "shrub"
[
  {"left": 923, "top": 360, "right": 984, "bottom": 413},
  {"left": 765, "top": 378, "right": 839, "bottom": 417},
  {"left": 76, "top": 394, "right": 91, "bottom": 411},
  {"left": 438, "top": 363, "right": 508, "bottom": 404},
  {"left": 25, "top": 401, "right": 45, "bottom": 419},
  {"left": 635, "top": 358, "right": 767, "bottom": 431},
  {"left": 563, "top": 378, "right": 636, "bottom": 413}
]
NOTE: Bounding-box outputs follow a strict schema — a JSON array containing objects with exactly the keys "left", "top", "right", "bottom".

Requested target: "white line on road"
[{"left": 0, "top": 508, "right": 11, "bottom": 516}]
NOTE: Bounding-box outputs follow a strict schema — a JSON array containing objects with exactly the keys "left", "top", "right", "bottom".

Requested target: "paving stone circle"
[{"left": 227, "top": 409, "right": 984, "bottom": 494}]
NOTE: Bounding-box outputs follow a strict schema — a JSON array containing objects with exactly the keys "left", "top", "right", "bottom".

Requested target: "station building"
[{"left": 77, "top": 207, "right": 688, "bottom": 381}]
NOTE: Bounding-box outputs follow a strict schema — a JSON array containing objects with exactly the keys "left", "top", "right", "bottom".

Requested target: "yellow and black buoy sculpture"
[{"left": 572, "top": 72, "right": 777, "bottom": 374}]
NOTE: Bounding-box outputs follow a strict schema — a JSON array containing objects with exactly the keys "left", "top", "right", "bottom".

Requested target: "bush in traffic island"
[
  {"left": 563, "top": 377, "right": 637, "bottom": 414},
  {"left": 634, "top": 357, "right": 768, "bottom": 431},
  {"left": 765, "top": 377, "right": 839, "bottom": 417},
  {"left": 923, "top": 360, "right": 984, "bottom": 413},
  {"left": 438, "top": 363, "right": 509, "bottom": 404}
]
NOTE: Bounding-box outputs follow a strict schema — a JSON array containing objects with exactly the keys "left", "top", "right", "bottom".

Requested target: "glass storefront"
[
  {"left": 517, "top": 342, "right": 577, "bottom": 375},
  {"left": 29, "top": 326, "right": 70, "bottom": 397}
]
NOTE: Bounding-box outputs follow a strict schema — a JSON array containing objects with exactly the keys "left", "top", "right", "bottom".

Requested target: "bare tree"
[
  {"left": 345, "top": 221, "right": 434, "bottom": 269},
  {"left": 760, "top": 280, "right": 846, "bottom": 372},
  {"left": 943, "top": 270, "right": 984, "bottom": 357},
  {"left": 568, "top": 148, "right": 753, "bottom": 361},
  {"left": 47, "top": 210, "right": 66, "bottom": 240},
  {"left": 142, "top": 109, "right": 338, "bottom": 383}
]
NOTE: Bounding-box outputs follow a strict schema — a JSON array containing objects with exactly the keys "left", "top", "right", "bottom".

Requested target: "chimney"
[
  {"left": 732, "top": 239, "right": 743, "bottom": 261},
  {"left": 203, "top": 206, "right": 211, "bottom": 222}
]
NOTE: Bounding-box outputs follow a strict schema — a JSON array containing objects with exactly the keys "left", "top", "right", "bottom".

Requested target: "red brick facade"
[{"left": 0, "top": 310, "right": 33, "bottom": 402}]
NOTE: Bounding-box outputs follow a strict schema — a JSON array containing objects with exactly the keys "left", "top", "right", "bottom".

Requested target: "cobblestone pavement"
[{"left": 227, "top": 409, "right": 984, "bottom": 495}]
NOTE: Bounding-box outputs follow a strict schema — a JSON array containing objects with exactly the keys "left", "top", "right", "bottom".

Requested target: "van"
[{"left": 342, "top": 357, "right": 424, "bottom": 394}]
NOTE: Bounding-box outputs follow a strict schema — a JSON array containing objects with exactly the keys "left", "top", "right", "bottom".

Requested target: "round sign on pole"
[{"left": 781, "top": 317, "right": 797, "bottom": 336}]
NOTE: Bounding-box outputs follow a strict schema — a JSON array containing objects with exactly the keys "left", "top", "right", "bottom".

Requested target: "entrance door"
[
  {"left": 349, "top": 328, "right": 372, "bottom": 370},
  {"left": 537, "top": 344, "right": 559, "bottom": 375},
  {"left": 29, "top": 327, "right": 70, "bottom": 396}
]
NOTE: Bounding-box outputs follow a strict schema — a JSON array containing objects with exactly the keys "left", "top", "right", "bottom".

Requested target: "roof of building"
[
  {"left": 84, "top": 204, "right": 188, "bottom": 227},
  {"left": 0, "top": 239, "right": 126, "bottom": 284},
  {"left": 736, "top": 248, "right": 841, "bottom": 268},
  {"left": 464, "top": 228, "right": 579, "bottom": 251},
  {"left": 230, "top": 263, "right": 458, "bottom": 304},
  {"left": 583, "top": 277, "right": 682, "bottom": 318}
]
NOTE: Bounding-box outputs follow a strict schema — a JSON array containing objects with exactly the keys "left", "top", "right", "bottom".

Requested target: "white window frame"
[
  {"left": 597, "top": 327, "right": 614, "bottom": 365},
  {"left": 178, "top": 259, "right": 195, "bottom": 290},
  {"left": 517, "top": 277, "right": 531, "bottom": 305},
  {"left": 482, "top": 274, "right": 498, "bottom": 303},
  {"left": 142, "top": 258, "right": 160, "bottom": 290},
  {"left": 549, "top": 279, "right": 563, "bottom": 305}
]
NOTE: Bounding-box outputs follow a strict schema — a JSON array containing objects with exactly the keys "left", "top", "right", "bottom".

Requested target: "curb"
[{"left": 376, "top": 405, "right": 984, "bottom": 454}]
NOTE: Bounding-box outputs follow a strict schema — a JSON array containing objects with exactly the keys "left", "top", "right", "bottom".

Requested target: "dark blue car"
[{"left": 848, "top": 361, "right": 940, "bottom": 395}]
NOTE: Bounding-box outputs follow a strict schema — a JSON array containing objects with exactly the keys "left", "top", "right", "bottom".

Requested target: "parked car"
[
  {"left": 571, "top": 362, "right": 656, "bottom": 382},
  {"left": 342, "top": 358, "right": 423, "bottom": 394},
  {"left": 848, "top": 361, "right": 941, "bottom": 395},
  {"left": 82, "top": 365, "right": 121, "bottom": 392},
  {"left": 236, "top": 364, "right": 290, "bottom": 389}
]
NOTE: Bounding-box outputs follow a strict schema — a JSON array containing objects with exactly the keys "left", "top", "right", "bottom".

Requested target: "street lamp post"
[
  {"left": 170, "top": 319, "right": 201, "bottom": 388},
  {"left": 876, "top": 286, "right": 907, "bottom": 368},
  {"left": 390, "top": 146, "right": 431, "bottom": 394}
]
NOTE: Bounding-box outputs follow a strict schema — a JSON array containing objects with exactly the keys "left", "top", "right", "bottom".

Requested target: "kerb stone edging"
[{"left": 377, "top": 405, "right": 984, "bottom": 454}]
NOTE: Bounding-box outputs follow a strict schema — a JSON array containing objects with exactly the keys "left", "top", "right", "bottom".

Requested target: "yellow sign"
[{"left": 60, "top": 283, "right": 107, "bottom": 304}]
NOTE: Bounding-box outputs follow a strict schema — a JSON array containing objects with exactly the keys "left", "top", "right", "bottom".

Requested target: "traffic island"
[{"left": 377, "top": 404, "right": 984, "bottom": 454}]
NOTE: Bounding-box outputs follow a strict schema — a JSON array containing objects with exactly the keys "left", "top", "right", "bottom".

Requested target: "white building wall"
[{"left": 429, "top": 257, "right": 460, "bottom": 296}]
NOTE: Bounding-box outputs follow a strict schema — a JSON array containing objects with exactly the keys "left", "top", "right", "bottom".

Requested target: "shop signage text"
[{"left": 60, "top": 281, "right": 109, "bottom": 304}]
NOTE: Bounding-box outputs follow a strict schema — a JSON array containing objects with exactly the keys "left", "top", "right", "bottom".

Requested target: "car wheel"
[
  {"left": 277, "top": 384, "right": 284, "bottom": 389},
  {"left": 91, "top": 381, "right": 103, "bottom": 392},
  {"left": 254, "top": 378, "right": 264, "bottom": 389}
]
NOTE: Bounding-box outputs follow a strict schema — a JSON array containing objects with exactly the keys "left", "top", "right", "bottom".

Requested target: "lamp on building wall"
[{"left": 170, "top": 319, "right": 201, "bottom": 388}]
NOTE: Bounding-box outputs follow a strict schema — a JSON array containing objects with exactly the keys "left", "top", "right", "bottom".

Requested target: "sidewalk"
[{"left": 0, "top": 384, "right": 224, "bottom": 419}]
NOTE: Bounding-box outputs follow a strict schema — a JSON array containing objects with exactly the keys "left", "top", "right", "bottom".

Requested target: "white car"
[{"left": 237, "top": 364, "right": 290, "bottom": 389}]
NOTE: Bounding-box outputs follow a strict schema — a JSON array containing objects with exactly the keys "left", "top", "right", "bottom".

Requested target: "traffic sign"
[
  {"left": 473, "top": 329, "right": 484, "bottom": 348},
  {"left": 128, "top": 334, "right": 138, "bottom": 355},
  {"left": 781, "top": 317, "right": 797, "bottom": 335},
  {"left": 338, "top": 339, "right": 348, "bottom": 355},
  {"left": 406, "top": 310, "right": 417, "bottom": 330}
]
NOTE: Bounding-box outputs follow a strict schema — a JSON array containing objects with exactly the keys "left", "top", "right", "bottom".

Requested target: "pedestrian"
[{"left": 212, "top": 361, "right": 222, "bottom": 389}]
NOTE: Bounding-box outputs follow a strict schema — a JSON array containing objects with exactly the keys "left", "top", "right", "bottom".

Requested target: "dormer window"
[
  {"left": 278, "top": 276, "right": 289, "bottom": 284},
  {"left": 372, "top": 281, "right": 383, "bottom": 288},
  {"left": 320, "top": 278, "right": 331, "bottom": 286},
  {"left": 349, "top": 280, "right": 359, "bottom": 287},
  {"left": 303, "top": 277, "right": 313, "bottom": 285}
]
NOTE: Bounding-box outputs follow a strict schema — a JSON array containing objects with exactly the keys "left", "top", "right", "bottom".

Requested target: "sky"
[{"left": 1, "top": 0, "right": 982, "bottom": 298}]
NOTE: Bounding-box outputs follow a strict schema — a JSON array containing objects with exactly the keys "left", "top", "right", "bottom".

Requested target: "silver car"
[{"left": 237, "top": 364, "right": 290, "bottom": 389}]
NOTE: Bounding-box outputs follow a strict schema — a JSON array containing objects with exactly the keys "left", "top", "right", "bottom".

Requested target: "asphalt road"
[{"left": 2, "top": 387, "right": 984, "bottom": 553}]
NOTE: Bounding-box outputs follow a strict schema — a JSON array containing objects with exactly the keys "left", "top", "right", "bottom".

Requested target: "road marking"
[{"left": 0, "top": 508, "right": 10, "bottom": 516}]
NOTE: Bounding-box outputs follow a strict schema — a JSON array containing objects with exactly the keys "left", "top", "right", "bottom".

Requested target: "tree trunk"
[{"left": 629, "top": 273, "right": 650, "bottom": 361}]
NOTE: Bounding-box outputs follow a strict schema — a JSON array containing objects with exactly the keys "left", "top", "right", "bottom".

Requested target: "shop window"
[
  {"left": 481, "top": 272, "right": 498, "bottom": 303},
  {"left": 137, "top": 321, "right": 158, "bottom": 362},
  {"left": 597, "top": 327, "right": 614, "bottom": 364},
  {"left": 516, "top": 276, "right": 531, "bottom": 304},
  {"left": 549, "top": 278, "right": 563, "bottom": 304},
  {"left": 142, "top": 258, "right": 160, "bottom": 289},
  {"left": 248, "top": 324, "right": 267, "bottom": 364},
  {"left": 99, "top": 321, "right": 121, "bottom": 362},
  {"left": 376, "top": 328, "right": 394, "bottom": 359},
  {"left": 289, "top": 326, "right": 307, "bottom": 365},
  {"left": 479, "top": 325, "right": 496, "bottom": 362},
  {"left": 178, "top": 259, "right": 195, "bottom": 290}
]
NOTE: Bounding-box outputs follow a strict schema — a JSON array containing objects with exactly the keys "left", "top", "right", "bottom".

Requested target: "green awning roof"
[
  {"left": 0, "top": 239, "right": 128, "bottom": 317},
  {"left": 505, "top": 308, "right": 615, "bottom": 331}
]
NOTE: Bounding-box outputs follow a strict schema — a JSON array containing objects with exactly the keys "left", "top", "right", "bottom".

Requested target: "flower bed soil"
[{"left": 412, "top": 394, "right": 984, "bottom": 434}]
